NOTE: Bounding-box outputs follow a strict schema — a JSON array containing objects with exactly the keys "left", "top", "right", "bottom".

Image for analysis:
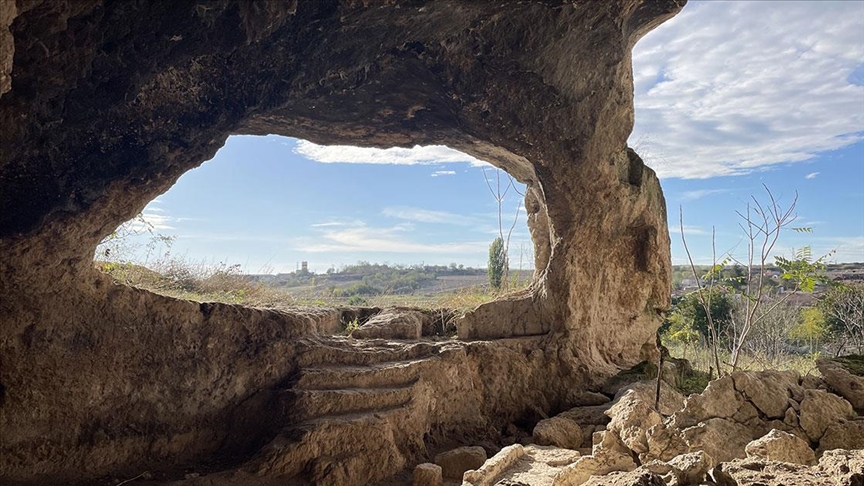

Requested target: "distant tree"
[
  {"left": 820, "top": 283, "right": 864, "bottom": 355},
  {"left": 482, "top": 167, "right": 524, "bottom": 289},
  {"left": 738, "top": 299, "right": 802, "bottom": 366},
  {"left": 670, "top": 289, "right": 733, "bottom": 340},
  {"left": 662, "top": 308, "right": 700, "bottom": 359},
  {"left": 790, "top": 307, "right": 829, "bottom": 352},
  {"left": 488, "top": 237, "right": 508, "bottom": 291}
]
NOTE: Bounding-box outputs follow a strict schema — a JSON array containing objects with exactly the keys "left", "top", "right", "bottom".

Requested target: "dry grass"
[
  {"left": 430, "top": 285, "right": 495, "bottom": 312},
  {"left": 95, "top": 258, "right": 516, "bottom": 315},
  {"left": 665, "top": 341, "right": 822, "bottom": 378},
  {"left": 97, "top": 259, "right": 296, "bottom": 307}
]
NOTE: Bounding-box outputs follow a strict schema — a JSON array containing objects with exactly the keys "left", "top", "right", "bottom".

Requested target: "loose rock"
[
  {"left": 745, "top": 429, "right": 816, "bottom": 466},
  {"left": 534, "top": 417, "right": 584, "bottom": 450},
  {"left": 667, "top": 450, "right": 714, "bottom": 485},
  {"left": 731, "top": 370, "right": 802, "bottom": 419},
  {"left": 607, "top": 382, "right": 683, "bottom": 455},
  {"left": 580, "top": 470, "right": 666, "bottom": 486},
  {"left": 569, "top": 391, "right": 612, "bottom": 407},
  {"left": 817, "top": 420, "right": 864, "bottom": 455},
  {"left": 817, "top": 357, "right": 864, "bottom": 413},
  {"left": 560, "top": 405, "right": 613, "bottom": 427},
  {"left": 637, "top": 460, "right": 682, "bottom": 485},
  {"left": 553, "top": 450, "right": 637, "bottom": 486},
  {"left": 350, "top": 309, "right": 425, "bottom": 340},
  {"left": 681, "top": 418, "right": 753, "bottom": 464},
  {"left": 434, "top": 446, "right": 487, "bottom": 480},
  {"left": 672, "top": 376, "right": 742, "bottom": 429},
  {"left": 413, "top": 463, "right": 442, "bottom": 486},
  {"left": 799, "top": 389, "right": 856, "bottom": 442},
  {"left": 462, "top": 444, "right": 525, "bottom": 486}
]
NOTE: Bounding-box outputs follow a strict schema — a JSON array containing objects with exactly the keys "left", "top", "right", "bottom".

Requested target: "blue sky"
[
  {"left": 132, "top": 137, "right": 530, "bottom": 273},
  {"left": 114, "top": 1, "right": 864, "bottom": 273}
]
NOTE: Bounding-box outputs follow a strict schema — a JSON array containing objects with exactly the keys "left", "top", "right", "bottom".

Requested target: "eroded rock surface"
[
  {"left": 463, "top": 373, "right": 862, "bottom": 486},
  {"left": 534, "top": 417, "right": 584, "bottom": 450},
  {"left": 413, "top": 463, "right": 443, "bottom": 486},
  {"left": 715, "top": 449, "right": 864, "bottom": 486},
  {"left": 350, "top": 308, "right": 426, "bottom": 340},
  {"left": 0, "top": 0, "right": 685, "bottom": 484},
  {"left": 818, "top": 356, "right": 864, "bottom": 413},
  {"left": 435, "top": 446, "right": 487, "bottom": 480},
  {"left": 799, "top": 388, "right": 856, "bottom": 442},
  {"left": 745, "top": 429, "right": 816, "bottom": 466},
  {"left": 464, "top": 444, "right": 584, "bottom": 486}
]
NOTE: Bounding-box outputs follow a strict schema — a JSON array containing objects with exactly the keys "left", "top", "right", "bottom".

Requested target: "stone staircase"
[{"left": 248, "top": 339, "right": 447, "bottom": 485}]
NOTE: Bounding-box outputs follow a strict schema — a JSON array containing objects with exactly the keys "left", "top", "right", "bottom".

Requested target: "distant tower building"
[{"left": 301, "top": 261, "right": 308, "bottom": 274}]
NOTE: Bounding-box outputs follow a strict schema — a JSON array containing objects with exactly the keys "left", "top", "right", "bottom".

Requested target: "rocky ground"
[{"left": 408, "top": 357, "right": 863, "bottom": 486}]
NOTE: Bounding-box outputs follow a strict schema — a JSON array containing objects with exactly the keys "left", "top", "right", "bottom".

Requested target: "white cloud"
[
  {"left": 431, "top": 170, "right": 457, "bottom": 177},
  {"left": 121, "top": 200, "right": 192, "bottom": 232},
  {"left": 795, "top": 219, "right": 825, "bottom": 228},
  {"left": 311, "top": 222, "right": 348, "bottom": 228},
  {"left": 805, "top": 172, "right": 820, "bottom": 179},
  {"left": 809, "top": 236, "right": 864, "bottom": 263},
  {"left": 382, "top": 206, "right": 477, "bottom": 226},
  {"left": 679, "top": 189, "right": 728, "bottom": 201},
  {"left": 179, "top": 233, "right": 288, "bottom": 243},
  {"left": 120, "top": 211, "right": 174, "bottom": 233},
  {"left": 631, "top": 1, "right": 864, "bottom": 179},
  {"left": 141, "top": 212, "right": 175, "bottom": 231},
  {"left": 293, "top": 223, "right": 487, "bottom": 254},
  {"left": 294, "top": 140, "right": 487, "bottom": 166},
  {"left": 669, "top": 224, "right": 710, "bottom": 236}
]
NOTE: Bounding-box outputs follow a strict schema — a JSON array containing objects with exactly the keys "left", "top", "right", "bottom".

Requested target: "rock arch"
[{"left": 0, "top": 1, "right": 682, "bottom": 483}]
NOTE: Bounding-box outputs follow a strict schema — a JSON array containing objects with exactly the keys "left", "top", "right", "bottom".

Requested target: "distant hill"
[{"left": 246, "top": 262, "right": 534, "bottom": 300}]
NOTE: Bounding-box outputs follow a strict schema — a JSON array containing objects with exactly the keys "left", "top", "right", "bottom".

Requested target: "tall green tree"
[{"left": 488, "top": 237, "right": 508, "bottom": 291}]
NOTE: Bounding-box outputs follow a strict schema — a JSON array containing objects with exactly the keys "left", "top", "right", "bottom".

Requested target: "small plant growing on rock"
[{"left": 344, "top": 318, "right": 361, "bottom": 334}]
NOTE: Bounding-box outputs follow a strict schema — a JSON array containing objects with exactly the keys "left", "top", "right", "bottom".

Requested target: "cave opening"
[{"left": 94, "top": 134, "right": 534, "bottom": 313}]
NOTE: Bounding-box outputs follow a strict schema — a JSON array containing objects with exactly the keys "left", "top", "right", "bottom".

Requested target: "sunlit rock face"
[{"left": 0, "top": 0, "right": 682, "bottom": 483}]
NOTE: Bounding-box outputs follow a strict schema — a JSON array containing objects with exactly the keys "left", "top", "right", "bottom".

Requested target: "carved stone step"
[
  {"left": 295, "top": 358, "right": 435, "bottom": 390},
  {"left": 295, "top": 340, "right": 440, "bottom": 368},
  {"left": 279, "top": 380, "right": 417, "bottom": 421},
  {"left": 253, "top": 402, "right": 418, "bottom": 484}
]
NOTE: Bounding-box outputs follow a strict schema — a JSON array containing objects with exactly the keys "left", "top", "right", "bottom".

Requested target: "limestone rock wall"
[{"left": 0, "top": 0, "right": 683, "bottom": 482}]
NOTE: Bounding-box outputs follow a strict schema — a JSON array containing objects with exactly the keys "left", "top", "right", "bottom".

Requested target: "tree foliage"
[
  {"left": 488, "top": 237, "right": 508, "bottom": 290},
  {"left": 663, "top": 309, "right": 700, "bottom": 347},
  {"left": 790, "top": 307, "right": 829, "bottom": 343},
  {"left": 819, "top": 283, "right": 864, "bottom": 354},
  {"left": 666, "top": 290, "right": 733, "bottom": 341}
]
